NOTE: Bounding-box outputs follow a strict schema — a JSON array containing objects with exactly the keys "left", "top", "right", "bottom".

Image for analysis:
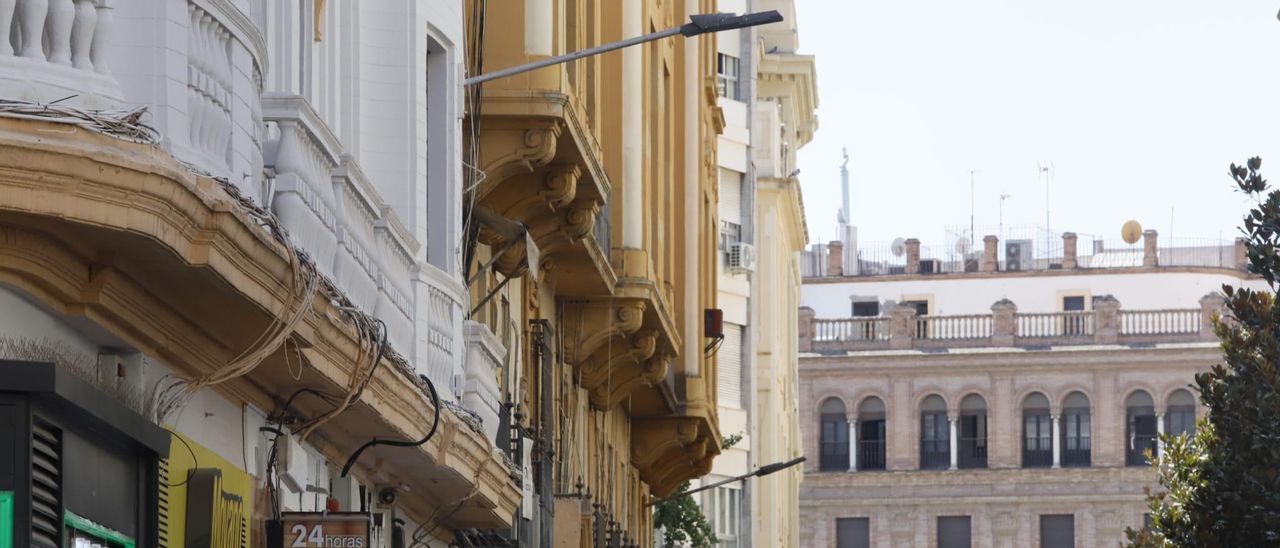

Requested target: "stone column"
[
  {"left": 888, "top": 304, "right": 917, "bottom": 350},
  {"left": 1142, "top": 230, "right": 1159, "bottom": 267},
  {"left": 904, "top": 238, "right": 922, "bottom": 274},
  {"left": 1051, "top": 414, "right": 1061, "bottom": 469},
  {"left": 982, "top": 235, "right": 999, "bottom": 272},
  {"left": 826, "top": 241, "right": 844, "bottom": 277},
  {"left": 1093, "top": 295, "right": 1120, "bottom": 344},
  {"left": 1198, "top": 293, "right": 1225, "bottom": 341},
  {"left": 1234, "top": 237, "right": 1248, "bottom": 271},
  {"left": 991, "top": 299, "right": 1017, "bottom": 347},
  {"left": 1062, "top": 232, "right": 1078, "bottom": 269},
  {"left": 848, "top": 415, "right": 858, "bottom": 472},
  {"left": 1156, "top": 412, "right": 1166, "bottom": 457},
  {"left": 798, "top": 306, "right": 816, "bottom": 351},
  {"left": 948, "top": 415, "right": 959, "bottom": 470}
]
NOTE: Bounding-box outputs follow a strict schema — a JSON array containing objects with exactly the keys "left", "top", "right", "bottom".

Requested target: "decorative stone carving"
[
  {"left": 541, "top": 164, "right": 581, "bottom": 211},
  {"left": 561, "top": 298, "right": 647, "bottom": 366}
]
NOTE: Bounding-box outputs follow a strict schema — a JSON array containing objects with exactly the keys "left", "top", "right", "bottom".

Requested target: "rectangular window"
[
  {"left": 851, "top": 300, "right": 880, "bottom": 317},
  {"left": 716, "top": 53, "right": 740, "bottom": 100},
  {"left": 938, "top": 516, "right": 972, "bottom": 548},
  {"left": 1022, "top": 411, "right": 1052, "bottom": 467},
  {"left": 702, "top": 486, "right": 741, "bottom": 547},
  {"left": 836, "top": 517, "right": 870, "bottom": 548},
  {"left": 920, "top": 412, "right": 950, "bottom": 469},
  {"left": 1040, "top": 514, "right": 1075, "bottom": 548},
  {"left": 1062, "top": 410, "right": 1092, "bottom": 467}
]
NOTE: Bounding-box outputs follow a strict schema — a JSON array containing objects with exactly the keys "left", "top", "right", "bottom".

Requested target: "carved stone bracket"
[
  {"left": 587, "top": 350, "right": 671, "bottom": 411},
  {"left": 579, "top": 331, "right": 661, "bottom": 409},
  {"left": 561, "top": 298, "right": 647, "bottom": 366}
]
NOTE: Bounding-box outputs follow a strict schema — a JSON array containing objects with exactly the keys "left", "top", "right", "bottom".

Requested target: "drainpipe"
[
  {"left": 622, "top": 0, "right": 643, "bottom": 248},
  {"left": 684, "top": 0, "right": 700, "bottom": 377}
]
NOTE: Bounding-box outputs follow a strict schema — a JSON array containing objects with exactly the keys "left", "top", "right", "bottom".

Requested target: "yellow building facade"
[{"left": 464, "top": 0, "right": 727, "bottom": 545}]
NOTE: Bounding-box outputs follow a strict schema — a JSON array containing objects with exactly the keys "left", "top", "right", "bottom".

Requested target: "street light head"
[
  {"left": 753, "top": 456, "right": 807, "bottom": 477},
  {"left": 681, "top": 10, "right": 785, "bottom": 37}
]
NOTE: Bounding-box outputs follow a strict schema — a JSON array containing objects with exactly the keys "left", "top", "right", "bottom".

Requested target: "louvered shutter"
[
  {"left": 30, "top": 421, "right": 60, "bottom": 548},
  {"left": 718, "top": 169, "right": 742, "bottom": 225},
  {"left": 717, "top": 324, "right": 742, "bottom": 409}
]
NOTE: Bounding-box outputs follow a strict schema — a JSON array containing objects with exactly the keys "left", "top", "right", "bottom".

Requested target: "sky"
[{"left": 792, "top": 1, "right": 1280, "bottom": 249}]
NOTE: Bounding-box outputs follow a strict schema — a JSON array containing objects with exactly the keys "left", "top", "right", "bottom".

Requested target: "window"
[
  {"left": 836, "top": 517, "right": 870, "bottom": 548},
  {"left": 1022, "top": 393, "right": 1052, "bottom": 468},
  {"left": 820, "top": 398, "right": 850, "bottom": 471},
  {"left": 937, "top": 516, "right": 972, "bottom": 548},
  {"left": 718, "top": 169, "right": 744, "bottom": 255},
  {"left": 958, "top": 394, "right": 988, "bottom": 469},
  {"left": 1126, "top": 391, "right": 1158, "bottom": 466},
  {"left": 1062, "top": 392, "right": 1092, "bottom": 467},
  {"left": 920, "top": 395, "right": 950, "bottom": 469},
  {"left": 1166, "top": 389, "right": 1196, "bottom": 438},
  {"left": 717, "top": 324, "right": 743, "bottom": 409},
  {"left": 851, "top": 300, "right": 880, "bottom": 317},
  {"left": 716, "top": 53, "right": 740, "bottom": 100},
  {"left": 857, "top": 397, "right": 886, "bottom": 471},
  {"left": 1062, "top": 295, "right": 1088, "bottom": 335},
  {"left": 702, "top": 486, "right": 741, "bottom": 547},
  {"left": 903, "top": 299, "right": 930, "bottom": 338},
  {"left": 1039, "top": 514, "right": 1075, "bottom": 548}
]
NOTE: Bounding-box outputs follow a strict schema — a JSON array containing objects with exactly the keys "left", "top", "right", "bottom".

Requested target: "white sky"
[{"left": 792, "top": 1, "right": 1280, "bottom": 248}]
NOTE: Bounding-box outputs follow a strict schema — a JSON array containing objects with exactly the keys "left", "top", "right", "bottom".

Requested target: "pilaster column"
[
  {"left": 948, "top": 416, "right": 959, "bottom": 470},
  {"left": 847, "top": 414, "right": 858, "bottom": 472},
  {"left": 1051, "top": 414, "right": 1061, "bottom": 469},
  {"left": 1156, "top": 413, "right": 1166, "bottom": 457}
]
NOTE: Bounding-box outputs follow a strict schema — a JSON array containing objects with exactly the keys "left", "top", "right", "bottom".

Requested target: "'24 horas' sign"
[{"left": 280, "top": 512, "right": 371, "bottom": 548}]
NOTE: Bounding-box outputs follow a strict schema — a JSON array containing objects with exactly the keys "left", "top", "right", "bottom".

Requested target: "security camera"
[{"left": 378, "top": 487, "right": 398, "bottom": 506}]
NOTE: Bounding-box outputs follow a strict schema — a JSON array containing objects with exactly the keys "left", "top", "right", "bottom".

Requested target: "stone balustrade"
[
  {"left": 799, "top": 293, "right": 1228, "bottom": 352},
  {"left": 0, "top": 0, "right": 121, "bottom": 107}
]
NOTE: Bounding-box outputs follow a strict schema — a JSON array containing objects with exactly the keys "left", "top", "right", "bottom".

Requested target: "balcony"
[
  {"left": 800, "top": 294, "right": 1224, "bottom": 353},
  {"left": 0, "top": 0, "right": 122, "bottom": 109}
]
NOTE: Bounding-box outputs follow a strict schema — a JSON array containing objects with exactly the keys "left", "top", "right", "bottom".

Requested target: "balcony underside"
[{"left": 0, "top": 117, "right": 519, "bottom": 530}]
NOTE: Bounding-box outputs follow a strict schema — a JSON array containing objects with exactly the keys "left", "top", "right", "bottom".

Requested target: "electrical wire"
[
  {"left": 161, "top": 426, "right": 199, "bottom": 488},
  {"left": 339, "top": 371, "right": 441, "bottom": 478}
]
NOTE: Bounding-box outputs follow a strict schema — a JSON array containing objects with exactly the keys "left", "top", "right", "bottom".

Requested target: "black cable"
[
  {"left": 278, "top": 387, "right": 339, "bottom": 418},
  {"left": 161, "top": 426, "right": 199, "bottom": 488},
  {"left": 340, "top": 370, "right": 441, "bottom": 477}
]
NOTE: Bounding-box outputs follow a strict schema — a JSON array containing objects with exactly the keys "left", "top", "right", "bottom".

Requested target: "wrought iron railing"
[
  {"left": 1127, "top": 434, "right": 1158, "bottom": 466},
  {"left": 958, "top": 437, "right": 988, "bottom": 469},
  {"left": 858, "top": 440, "right": 886, "bottom": 471},
  {"left": 920, "top": 440, "right": 949, "bottom": 470}
]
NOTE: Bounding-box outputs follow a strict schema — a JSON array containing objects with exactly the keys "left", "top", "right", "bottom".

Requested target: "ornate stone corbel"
[
  {"left": 586, "top": 349, "right": 670, "bottom": 410},
  {"left": 479, "top": 124, "right": 562, "bottom": 190},
  {"left": 631, "top": 417, "right": 701, "bottom": 472},
  {"left": 579, "top": 331, "right": 658, "bottom": 408},
  {"left": 560, "top": 200, "right": 600, "bottom": 242},
  {"left": 561, "top": 298, "right": 647, "bottom": 365},
  {"left": 540, "top": 164, "right": 581, "bottom": 211}
]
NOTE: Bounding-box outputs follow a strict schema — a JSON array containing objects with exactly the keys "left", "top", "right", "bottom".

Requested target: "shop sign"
[{"left": 279, "top": 512, "right": 370, "bottom": 548}]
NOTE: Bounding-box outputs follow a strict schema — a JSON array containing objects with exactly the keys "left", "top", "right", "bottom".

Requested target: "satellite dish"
[
  {"left": 1121, "top": 220, "right": 1142, "bottom": 244},
  {"left": 955, "top": 237, "right": 972, "bottom": 255},
  {"left": 891, "top": 238, "right": 907, "bottom": 257}
]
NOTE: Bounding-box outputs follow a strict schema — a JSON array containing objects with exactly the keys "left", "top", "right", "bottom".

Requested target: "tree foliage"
[
  {"left": 653, "top": 434, "right": 742, "bottom": 548},
  {"left": 1126, "top": 157, "right": 1280, "bottom": 547}
]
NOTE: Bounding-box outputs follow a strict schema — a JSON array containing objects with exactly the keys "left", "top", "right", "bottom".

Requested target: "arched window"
[
  {"left": 919, "top": 395, "right": 949, "bottom": 470},
  {"left": 958, "top": 394, "right": 988, "bottom": 469},
  {"left": 1126, "top": 391, "right": 1157, "bottom": 466},
  {"left": 819, "top": 398, "right": 849, "bottom": 471},
  {"left": 1062, "top": 392, "right": 1092, "bottom": 467},
  {"left": 1021, "top": 392, "right": 1052, "bottom": 468},
  {"left": 1166, "top": 389, "right": 1196, "bottom": 438},
  {"left": 857, "top": 397, "right": 886, "bottom": 471}
]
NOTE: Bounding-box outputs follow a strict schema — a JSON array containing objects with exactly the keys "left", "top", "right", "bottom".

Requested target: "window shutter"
[
  {"left": 30, "top": 421, "right": 60, "bottom": 548},
  {"left": 718, "top": 169, "right": 743, "bottom": 225},
  {"left": 717, "top": 324, "right": 742, "bottom": 409}
]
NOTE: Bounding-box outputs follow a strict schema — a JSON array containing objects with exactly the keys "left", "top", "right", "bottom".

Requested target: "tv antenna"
[
  {"left": 999, "top": 193, "right": 1011, "bottom": 241},
  {"left": 1038, "top": 161, "right": 1055, "bottom": 257},
  {"left": 969, "top": 169, "right": 979, "bottom": 244}
]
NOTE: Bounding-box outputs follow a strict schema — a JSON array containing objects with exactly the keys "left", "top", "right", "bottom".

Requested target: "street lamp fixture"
[
  {"left": 464, "top": 11, "right": 784, "bottom": 86},
  {"left": 645, "top": 456, "right": 807, "bottom": 506}
]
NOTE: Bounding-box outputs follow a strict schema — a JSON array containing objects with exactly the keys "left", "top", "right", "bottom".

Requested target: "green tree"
[
  {"left": 1126, "top": 157, "right": 1280, "bottom": 547},
  {"left": 653, "top": 434, "right": 742, "bottom": 548}
]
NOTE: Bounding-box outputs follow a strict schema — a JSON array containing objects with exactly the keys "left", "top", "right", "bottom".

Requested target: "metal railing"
[
  {"left": 958, "top": 437, "right": 988, "bottom": 469},
  {"left": 858, "top": 440, "right": 886, "bottom": 471},
  {"left": 920, "top": 441, "right": 950, "bottom": 470},
  {"left": 1063, "top": 437, "right": 1091, "bottom": 467},
  {"left": 1119, "top": 309, "right": 1199, "bottom": 336},
  {"left": 1127, "top": 434, "right": 1158, "bottom": 466}
]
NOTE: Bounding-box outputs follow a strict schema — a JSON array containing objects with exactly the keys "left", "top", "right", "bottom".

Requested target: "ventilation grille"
[
  {"left": 158, "top": 458, "right": 171, "bottom": 548},
  {"left": 30, "top": 422, "right": 61, "bottom": 548}
]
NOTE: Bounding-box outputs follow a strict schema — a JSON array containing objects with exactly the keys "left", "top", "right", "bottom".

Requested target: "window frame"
[{"left": 716, "top": 53, "right": 741, "bottom": 100}]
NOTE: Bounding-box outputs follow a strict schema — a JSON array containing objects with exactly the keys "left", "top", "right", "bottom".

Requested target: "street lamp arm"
[
  {"left": 644, "top": 455, "right": 807, "bottom": 505},
  {"left": 464, "top": 11, "right": 783, "bottom": 87}
]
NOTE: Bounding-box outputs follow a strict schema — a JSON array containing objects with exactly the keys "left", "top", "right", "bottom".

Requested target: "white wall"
[{"left": 802, "top": 270, "right": 1269, "bottom": 317}]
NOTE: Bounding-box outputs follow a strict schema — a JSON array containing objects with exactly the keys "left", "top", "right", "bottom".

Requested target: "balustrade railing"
[
  {"left": 917, "top": 314, "right": 991, "bottom": 340},
  {"left": 958, "top": 437, "right": 988, "bottom": 469},
  {"left": 813, "top": 317, "right": 888, "bottom": 343},
  {"left": 1119, "top": 309, "right": 1199, "bottom": 336},
  {"left": 1017, "top": 311, "right": 1095, "bottom": 338},
  {"left": 0, "top": 0, "right": 121, "bottom": 106},
  {"left": 427, "top": 283, "right": 463, "bottom": 397}
]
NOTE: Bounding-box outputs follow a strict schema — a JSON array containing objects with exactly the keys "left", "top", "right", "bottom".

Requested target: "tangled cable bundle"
[{"left": 0, "top": 98, "right": 159, "bottom": 143}]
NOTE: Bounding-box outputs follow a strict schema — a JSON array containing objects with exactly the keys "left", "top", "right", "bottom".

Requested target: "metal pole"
[{"left": 465, "top": 27, "right": 682, "bottom": 86}]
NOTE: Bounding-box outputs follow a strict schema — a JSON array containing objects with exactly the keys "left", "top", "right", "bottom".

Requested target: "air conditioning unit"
[
  {"left": 729, "top": 242, "right": 756, "bottom": 274},
  {"left": 919, "top": 259, "right": 941, "bottom": 274},
  {"left": 1005, "top": 240, "right": 1033, "bottom": 272},
  {"left": 277, "top": 432, "right": 310, "bottom": 493}
]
